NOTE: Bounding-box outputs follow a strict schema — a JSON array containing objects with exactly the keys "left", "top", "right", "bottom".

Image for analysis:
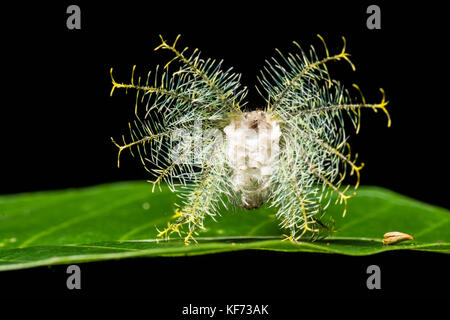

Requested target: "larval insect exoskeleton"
[
  {"left": 224, "top": 110, "right": 281, "bottom": 209},
  {"left": 110, "top": 34, "right": 391, "bottom": 244}
]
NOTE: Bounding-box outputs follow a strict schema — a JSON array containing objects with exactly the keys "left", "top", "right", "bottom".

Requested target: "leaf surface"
[{"left": 0, "top": 182, "right": 448, "bottom": 271}]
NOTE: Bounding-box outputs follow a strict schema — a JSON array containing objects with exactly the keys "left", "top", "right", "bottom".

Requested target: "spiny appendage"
[
  {"left": 258, "top": 35, "right": 356, "bottom": 113},
  {"left": 269, "top": 116, "right": 354, "bottom": 240},
  {"left": 153, "top": 133, "right": 229, "bottom": 244},
  {"left": 156, "top": 208, "right": 206, "bottom": 245},
  {"left": 259, "top": 34, "right": 391, "bottom": 131},
  {"left": 271, "top": 154, "right": 331, "bottom": 242},
  {"left": 109, "top": 35, "right": 248, "bottom": 182},
  {"left": 281, "top": 216, "right": 335, "bottom": 242},
  {"left": 156, "top": 177, "right": 216, "bottom": 245},
  {"left": 290, "top": 88, "right": 389, "bottom": 218},
  {"left": 110, "top": 127, "right": 168, "bottom": 169},
  {"left": 154, "top": 34, "right": 246, "bottom": 113},
  {"left": 109, "top": 35, "right": 246, "bottom": 194},
  {"left": 301, "top": 85, "right": 391, "bottom": 131},
  {"left": 155, "top": 128, "right": 229, "bottom": 244},
  {"left": 260, "top": 35, "right": 390, "bottom": 235}
]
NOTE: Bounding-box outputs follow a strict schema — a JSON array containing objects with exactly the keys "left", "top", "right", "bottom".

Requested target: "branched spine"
[{"left": 260, "top": 34, "right": 390, "bottom": 239}]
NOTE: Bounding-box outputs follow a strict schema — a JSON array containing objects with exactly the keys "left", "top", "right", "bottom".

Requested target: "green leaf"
[{"left": 0, "top": 181, "right": 448, "bottom": 271}]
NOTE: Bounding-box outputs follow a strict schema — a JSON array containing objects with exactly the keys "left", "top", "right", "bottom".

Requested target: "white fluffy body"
[{"left": 224, "top": 111, "right": 281, "bottom": 209}]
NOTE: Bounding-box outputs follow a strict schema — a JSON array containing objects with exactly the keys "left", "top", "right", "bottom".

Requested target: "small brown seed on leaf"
[{"left": 382, "top": 231, "right": 414, "bottom": 245}]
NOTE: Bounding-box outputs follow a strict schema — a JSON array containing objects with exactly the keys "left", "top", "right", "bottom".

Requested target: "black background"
[{"left": 0, "top": 0, "right": 449, "bottom": 307}]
